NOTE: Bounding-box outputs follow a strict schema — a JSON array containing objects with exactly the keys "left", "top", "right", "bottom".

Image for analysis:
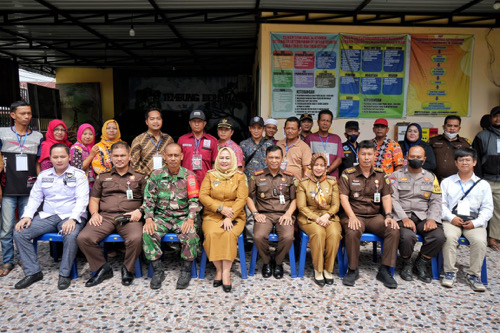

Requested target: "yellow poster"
[{"left": 407, "top": 35, "right": 473, "bottom": 117}]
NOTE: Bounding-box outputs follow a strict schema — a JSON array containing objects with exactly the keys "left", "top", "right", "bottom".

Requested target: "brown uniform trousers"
[{"left": 254, "top": 213, "right": 295, "bottom": 265}]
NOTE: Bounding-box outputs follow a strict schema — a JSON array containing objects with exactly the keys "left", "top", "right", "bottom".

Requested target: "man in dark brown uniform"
[
  {"left": 338, "top": 140, "right": 400, "bottom": 289},
  {"left": 247, "top": 145, "right": 297, "bottom": 279},
  {"left": 77, "top": 141, "right": 147, "bottom": 287},
  {"left": 429, "top": 115, "right": 471, "bottom": 181}
]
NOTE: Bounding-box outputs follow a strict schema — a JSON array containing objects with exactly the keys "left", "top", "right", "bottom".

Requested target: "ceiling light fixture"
[{"left": 494, "top": 0, "right": 500, "bottom": 10}]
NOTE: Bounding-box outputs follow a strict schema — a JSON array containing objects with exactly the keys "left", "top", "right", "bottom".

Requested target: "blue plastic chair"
[
  {"left": 248, "top": 233, "right": 297, "bottom": 278},
  {"left": 199, "top": 233, "right": 247, "bottom": 279},
  {"left": 297, "top": 230, "right": 344, "bottom": 278},
  {"left": 33, "top": 233, "right": 78, "bottom": 280},
  {"left": 146, "top": 233, "right": 198, "bottom": 279},
  {"left": 101, "top": 234, "right": 143, "bottom": 278},
  {"left": 339, "top": 233, "right": 395, "bottom": 277}
]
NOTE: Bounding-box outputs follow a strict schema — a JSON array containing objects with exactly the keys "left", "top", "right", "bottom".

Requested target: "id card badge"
[
  {"left": 126, "top": 189, "right": 134, "bottom": 200},
  {"left": 457, "top": 199, "right": 471, "bottom": 216},
  {"left": 280, "top": 160, "right": 288, "bottom": 170},
  {"left": 325, "top": 153, "right": 330, "bottom": 166},
  {"left": 192, "top": 154, "right": 202, "bottom": 171},
  {"left": 153, "top": 155, "right": 163, "bottom": 170},
  {"left": 16, "top": 154, "right": 28, "bottom": 171},
  {"left": 497, "top": 138, "right": 500, "bottom": 154},
  {"left": 374, "top": 192, "right": 381, "bottom": 203},
  {"left": 279, "top": 194, "right": 285, "bottom": 205}
]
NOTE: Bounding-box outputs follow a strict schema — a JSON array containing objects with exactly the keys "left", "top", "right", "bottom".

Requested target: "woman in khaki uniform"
[
  {"left": 200, "top": 147, "right": 248, "bottom": 292},
  {"left": 297, "top": 153, "right": 342, "bottom": 286}
]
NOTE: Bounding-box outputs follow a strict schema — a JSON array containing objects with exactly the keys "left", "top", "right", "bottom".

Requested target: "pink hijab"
[
  {"left": 39, "top": 119, "right": 72, "bottom": 162},
  {"left": 74, "top": 123, "right": 95, "bottom": 151}
]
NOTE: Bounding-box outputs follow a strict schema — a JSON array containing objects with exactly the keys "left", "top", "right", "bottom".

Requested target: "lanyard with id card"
[
  {"left": 126, "top": 181, "right": 134, "bottom": 200},
  {"left": 147, "top": 133, "right": 163, "bottom": 170},
  {"left": 373, "top": 179, "right": 381, "bottom": 203},
  {"left": 14, "top": 128, "right": 29, "bottom": 171},
  {"left": 192, "top": 138, "right": 203, "bottom": 171}
]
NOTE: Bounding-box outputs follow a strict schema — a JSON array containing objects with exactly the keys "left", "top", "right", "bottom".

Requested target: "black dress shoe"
[
  {"left": 58, "top": 275, "right": 72, "bottom": 290},
  {"left": 85, "top": 263, "right": 113, "bottom": 287},
  {"left": 262, "top": 263, "right": 272, "bottom": 278},
  {"left": 313, "top": 276, "right": 325, "bottom": 287},
  {"left": 273, "top": 264, "right": 284, "bottom": 279},
  {"left": 342, "top": 268, "right": 359, "bottom": 286},
  {"left": 15, "top": 271, "right": 43, "bottom": 289},
  {"left": 213, "top": 280, "right": 223, "bottom": 288},
  {"left": 222, "top": 284, "right": 232, "bottom": 292},
  {"left": 376, "top": 265, "right": 398, "bottom": 289},
  {"left": 121, "top": 265, "right": 134, "bottom": 286}
]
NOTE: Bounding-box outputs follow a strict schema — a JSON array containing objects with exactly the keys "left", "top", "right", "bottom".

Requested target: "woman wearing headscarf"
[
  {"left": 297, "top": 153, "right": 342, "bottom": 287},
  {"left": 91, "top": 120, "right": 121, "bottom": 175},
  {"left": 398, "top": 123, "right": 436, "bottom": 171},
  {"left": 70, "top": 123, "right": 98, "bottom": 187},
  {"left": 199, "top": 147, "right": 248, "bottom": 293},
  {"left": 39, "top": 119, "right": 72, "bottom": 171}
]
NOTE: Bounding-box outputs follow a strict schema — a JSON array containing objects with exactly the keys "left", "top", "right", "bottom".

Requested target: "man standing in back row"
[
  {"left": 178, "top": 110, "right": 218, "bottom": 184},
  {"left": 130, "top": 109, "right": 174, "bottom": 176},
  {"left": 277, "top": 117, "right": 312, "bottom": 180},
  {"left": 429, "top": 115, "right": 471, "bottom": 182},
  {"left": 372, "top": 118, "right": 403, "bottom": 174}
]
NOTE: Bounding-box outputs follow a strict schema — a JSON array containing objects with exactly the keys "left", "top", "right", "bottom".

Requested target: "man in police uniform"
[
  {"left": 338, "top": 140, "right": 400, "bottom": 289},
  {"left": 390, "top": 145, "right": 444, "bottom": 283},
  {"left": 77, "top": 141, "right": 146, "bottom": 287},
  {"left": 340, "top": 120, "right": 360, "bottom": 174},
  {"left": 429, "top": 115, "right": 471, "bottom": 181},
  {"left": 13, "top": 143, "right": 89, "bottom": 290},
  {"left": 247, "top": 145, "right": 297, "bottom": 279}
]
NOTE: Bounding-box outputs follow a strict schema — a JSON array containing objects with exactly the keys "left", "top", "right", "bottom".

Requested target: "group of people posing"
[{"left": 0, "top": 101, "right": 498, "bottom": 294}]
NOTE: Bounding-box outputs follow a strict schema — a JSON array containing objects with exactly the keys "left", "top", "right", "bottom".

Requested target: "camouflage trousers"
[{"left": 142, "top": 216, "right": 200, "bottom": 261}]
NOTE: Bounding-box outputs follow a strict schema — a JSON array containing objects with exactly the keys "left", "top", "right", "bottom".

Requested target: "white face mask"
[{"left": 444, "top": 131, "right": 458, "bottom": 139}]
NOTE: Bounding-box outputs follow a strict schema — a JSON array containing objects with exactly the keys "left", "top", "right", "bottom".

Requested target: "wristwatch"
[
  {"left": 138, "top": 207, "right": 145, "bottom": 215},
  {"left": 252, "top": 211, "right": 259, "bottom": 216},
  {"left": 385, "top": 212, "right": 393, "bottom": 219},
  {"left": 217, "top": 205, "right": 223, "bottom": 213}
]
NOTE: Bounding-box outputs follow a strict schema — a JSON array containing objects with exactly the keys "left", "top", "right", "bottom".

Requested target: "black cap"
[
  {"left": 189, "top": 110, "right": 206, "bottom": 120},
  {"left": 217, "top": 118, "right": 233, "bottom": 129},
  {"left": 249, "top": 116, "right": 264, "bottom": 126},
  {"left": 299, "top": 113, "right": 313, "bottom": 122},
  {"left": 345, "top": 121, "right": 359, "bottom": 130}
]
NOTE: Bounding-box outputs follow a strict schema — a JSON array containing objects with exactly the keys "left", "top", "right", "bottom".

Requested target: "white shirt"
[
  {"left": 441, "top": 173, "right": 493, "bottom": 228},
  {"left": 22, "top": 165, "right": 89, "bottom": 222}
]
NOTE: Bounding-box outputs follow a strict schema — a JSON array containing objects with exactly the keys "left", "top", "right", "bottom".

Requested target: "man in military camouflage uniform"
[{"left": 143, "top": 143, "right": 202, "bottom": 290}]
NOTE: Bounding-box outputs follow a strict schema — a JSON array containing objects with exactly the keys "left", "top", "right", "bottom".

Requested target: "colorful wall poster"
[
  {"left": 337, "top": 34, "right": 410, "bottom": 118},
  {"left": 407, "top": 35, "right": 473, "bottom": 117},
  {"left": 270, "top": 33, "right": 339, "bottom": 118}
]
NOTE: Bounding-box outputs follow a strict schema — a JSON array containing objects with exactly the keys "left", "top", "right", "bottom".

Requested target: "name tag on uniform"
[
  {"left": 203, "top": 140, "right": 211, "bottom": 148},
  {"left": 457, "top": 199, "right": 471, "bottom": 216},
  {"left": 16, "top": 154, "right": 28, "bottom": 171},
  {"left": 374, "top": 193, "right": 381, "bottom": 203},
  {"left": 126, "top": 189, "right": 134, "bottom": 200},
  {"left": 153, "top": 155, "right": 162, "bottom": 170}
]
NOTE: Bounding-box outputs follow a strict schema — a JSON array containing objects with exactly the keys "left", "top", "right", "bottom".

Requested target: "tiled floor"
[{"left": 1, "top": 242, "right": 498, "bottom": 332}]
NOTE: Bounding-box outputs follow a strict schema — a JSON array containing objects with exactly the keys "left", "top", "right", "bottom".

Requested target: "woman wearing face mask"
[
  {"left": 297, "top": 153, "right": 342, "bottom": 287},
  {"left": 398, "top": 123, "right": 436, "bottom": 171},
  {"left": 91, "top": 120, "right": 122, "bottom": 175},
  {"left": 199, "top": 147, "right": 248, "bottom": 293},
  {"left": 70, "top": 123, "right": 98, "bottom": 188},
  {"left": 39, "top": 119, "right": 72, "bottom": 171}
]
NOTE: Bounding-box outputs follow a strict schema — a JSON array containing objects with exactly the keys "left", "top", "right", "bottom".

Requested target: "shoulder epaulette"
[
  {"left": 254, "top": 169, "right": 265, "bottom": 176},
  {"left": 464, "top": 138, "right": 472, "bottom": 145},
  {"left": 283, "top": 170, "right": 294, "bottom": 177},
  {"left": 345, "top": 167, "right": 357, "bottom": 174},
  {"left": 374, "top": 167, "right": 384, "bottom": 173}
]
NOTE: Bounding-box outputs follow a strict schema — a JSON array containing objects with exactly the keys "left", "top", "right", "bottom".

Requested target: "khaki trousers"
[
  {"left": 442, "top": 222, "right": 487, "bottom": 277},
  {"left": 488, "top": 180, "right": 500, "bottom": 240},
  {"left": 300, "top": 222, "right": 342, "bottom": 273}
]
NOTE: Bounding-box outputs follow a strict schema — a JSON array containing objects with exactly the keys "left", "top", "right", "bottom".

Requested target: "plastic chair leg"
[
  {"left": 248, "top": 244, "right": 259, "bottom": 276},
  {"left": 481, "top": 256, "right": 488, "bottom": 285},
  {"left": 134, "top": 257, "right": 142, "bottom": 278},
  {"left": 190, "top": 259, "right": 198, "bottom": 279},
  {"left": 288, "top": 243, "right": 297, "bottom": 278},
  {"left": 336, "top": 243, "right": 344, "bottom": 277},
  {"left": 298, "top": 231, "right": 309, "bottom": 278},
  {"left": 431, "top": 256, "right": 440, "bottom": 280},
  {"left": 237, "top": 234, "right": 248, "bottom": 279},
  {"left": 199, "top": 249, "right": 208, "bottom": 279}
]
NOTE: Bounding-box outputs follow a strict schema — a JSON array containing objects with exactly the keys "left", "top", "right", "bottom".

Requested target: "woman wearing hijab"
[
  {"left": 39, "top": 119, "right": 72, "bottom": 171},
  {"left": 92, "top": 120, "right": 121, "bottom": 175},
  {"left": 70, "top": 123, "right": 98, "bottom": 187},
  {"left": 199, "top": 147, "right": 248, "bottom": 292},
  {"left": 398, "top": 123, "right": 436, "bottom": 171},
  {"left": 297, "top": 153, "right": 342, "bottom": 287}
]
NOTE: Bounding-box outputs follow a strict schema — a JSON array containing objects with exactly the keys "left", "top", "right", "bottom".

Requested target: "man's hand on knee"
[
  {"left": 181, "top": 219, "right": 195, "bottom": 234},
  {"left": 15, "top": 217, "right": 32, "bottom": 232}
]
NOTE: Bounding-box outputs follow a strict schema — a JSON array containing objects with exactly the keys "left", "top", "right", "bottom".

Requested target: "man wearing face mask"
[
  {"left": 472, "top": 106, "right": 500, "bottom": 251},
  {"left": 429, "top": 115, "right": 471, "bottom": 182},
  {"left": 340, "top": 121, "right": 360, "bottom": 175},
  {"left": 390, "top": 145, "right": 444, "bottom": 283}
]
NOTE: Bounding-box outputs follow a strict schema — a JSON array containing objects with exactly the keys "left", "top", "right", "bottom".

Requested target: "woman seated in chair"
[
  {"left": 297, "top": 153, "right": 342, "bottom": 286},
  {"left": 199, "top": 147, "right": 248, "bottom": 292}
]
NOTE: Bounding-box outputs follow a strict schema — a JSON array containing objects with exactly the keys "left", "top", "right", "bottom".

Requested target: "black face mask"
[
  {"left": 346, "top": 134, "right": 358, "bottom": 143},
  {"left": 408, "top": 159, "right": 424, "bottom": 169}
]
